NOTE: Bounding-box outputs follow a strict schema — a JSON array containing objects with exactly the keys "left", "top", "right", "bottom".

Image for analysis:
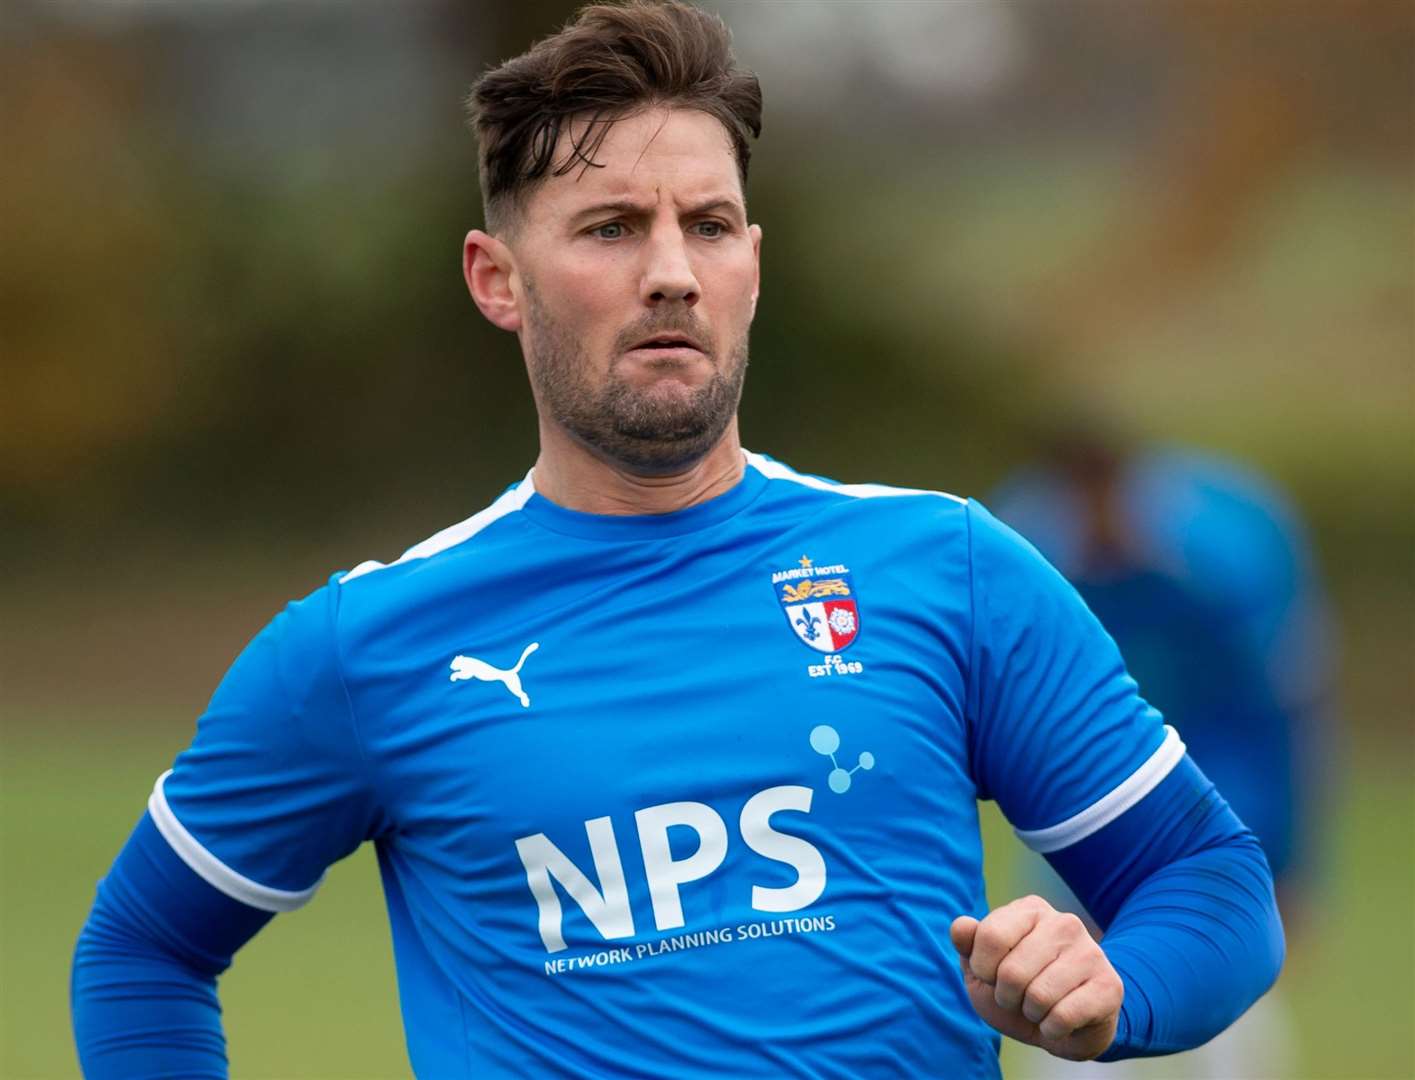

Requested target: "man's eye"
[
  {"left": 592, "top": 222, "right": 626, "bottom": 239},
  {"left": 693, "top": 221, "right": 726, "bottom": 238}
]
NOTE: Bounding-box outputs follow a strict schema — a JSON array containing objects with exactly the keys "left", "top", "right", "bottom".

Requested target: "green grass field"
[{"left": 3, "top": 714, "right": 1411, "bottom": 1079}]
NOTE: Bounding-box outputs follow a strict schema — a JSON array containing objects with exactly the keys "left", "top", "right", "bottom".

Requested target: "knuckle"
[
  {"left": 1055, "top": 912, "right": 1087, "bottom": 940},
  {"left": 975, "top": 922, "right": 1008, "bottom": 954},
  {"left": 993, "top": 980, "right": 1021, "bottom": 1010},
  {"left": 1023, "top": 979, "right": 1060, "bottom": 1016},
  {"left": 994, "top": 955, "right": 1026, "bottom": 988},
  {"left": 1099, "top": 969, "right": 1125, "bottom": 1003},
  {"left": 1047, "top": 999, "right": 1082, "bottom": 1032}
]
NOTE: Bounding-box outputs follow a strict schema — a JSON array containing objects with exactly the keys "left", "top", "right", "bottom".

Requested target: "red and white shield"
[{"left": 784, "top": 598, "right": 860, "bottom": 652}]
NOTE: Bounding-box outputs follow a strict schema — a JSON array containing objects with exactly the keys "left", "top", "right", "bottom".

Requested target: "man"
[{"left": 71, "top": 4, "right": 1283, "bottom": 1077}]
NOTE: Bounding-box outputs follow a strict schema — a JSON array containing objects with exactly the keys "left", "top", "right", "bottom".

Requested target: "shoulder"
[
  {"left": 746, "top": 450, "right": 970, "bottom": 526},
  {"left": 314, "top": 472, "right": 540, "bottom": 659},
  {"left": 336, "top": 471, "right": 536, "bottom": 590},
  {"left": 963, "top": 497, "right": 1078, "bottom": 601}
]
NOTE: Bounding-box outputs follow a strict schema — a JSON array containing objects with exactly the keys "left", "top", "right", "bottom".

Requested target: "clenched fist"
[{"left": 950, "top": 895, "right": 1123, "bottom": 1061}]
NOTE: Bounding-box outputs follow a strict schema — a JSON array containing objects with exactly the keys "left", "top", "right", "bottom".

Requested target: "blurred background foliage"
[{"left": 2, "top": 1, "right": 1411, "bottom": 1077}]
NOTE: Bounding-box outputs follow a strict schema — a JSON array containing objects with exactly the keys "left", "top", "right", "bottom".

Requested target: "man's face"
[{"left": 507, "top": 107, "right": 761, "bottom": 474}]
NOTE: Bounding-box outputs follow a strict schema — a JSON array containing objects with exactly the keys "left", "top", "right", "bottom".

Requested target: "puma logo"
[{"left": 449, "top": 642, "right": 540, "bottom": 708}]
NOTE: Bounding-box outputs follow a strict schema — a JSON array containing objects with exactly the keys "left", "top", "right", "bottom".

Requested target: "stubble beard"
[{"left": 522, "top": 283, "right": 749, "bottom": 475}]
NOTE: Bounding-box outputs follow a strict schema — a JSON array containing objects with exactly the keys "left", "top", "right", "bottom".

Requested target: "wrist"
[{"left": 1093, "top": 963, "right": 1142, "bottom": 1061}]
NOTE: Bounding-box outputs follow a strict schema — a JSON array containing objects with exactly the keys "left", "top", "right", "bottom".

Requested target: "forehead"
[{"left": 529, "top": 107, "right": 743, "bottom": 219}]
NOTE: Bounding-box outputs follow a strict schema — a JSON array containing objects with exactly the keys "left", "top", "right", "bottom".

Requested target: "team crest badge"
[{"left": 771, "top": 555, "right": 860, "bottom": 653}]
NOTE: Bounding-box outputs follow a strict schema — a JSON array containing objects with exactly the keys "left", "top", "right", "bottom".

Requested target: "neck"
[{"left": 531, "top": 418, "right": 746, "bottom": 516}]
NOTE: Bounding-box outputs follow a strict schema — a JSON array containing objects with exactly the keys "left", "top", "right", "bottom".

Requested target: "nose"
[{"left": 640, "top": 227, "right": 700, "bottom": 308}]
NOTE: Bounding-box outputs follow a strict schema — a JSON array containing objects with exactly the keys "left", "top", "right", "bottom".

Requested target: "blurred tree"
[{"left": 1025, "top": 0, "right": 1414, "bottom": 367}]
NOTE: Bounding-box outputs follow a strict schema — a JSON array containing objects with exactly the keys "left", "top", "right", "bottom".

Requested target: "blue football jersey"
[{"left": 151, "top": 452, "right": 1178, "bottom": 1078}]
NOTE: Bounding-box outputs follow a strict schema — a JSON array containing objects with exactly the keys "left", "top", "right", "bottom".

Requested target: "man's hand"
[{"left": 950, "top": 895, "right": 1123, "bottom": 1061}]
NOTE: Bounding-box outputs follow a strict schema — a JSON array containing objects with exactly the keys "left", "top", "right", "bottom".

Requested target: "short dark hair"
[{"left": 467, "top": 0, "right": 762, "bottom": 233}]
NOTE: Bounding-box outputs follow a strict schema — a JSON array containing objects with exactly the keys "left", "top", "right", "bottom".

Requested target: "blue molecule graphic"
[
  {"left": 809, "top": 725, "right": 875, "bottom": 794},
  {"left": 809, "top": 725, "right": 840, "bottom": 755}
]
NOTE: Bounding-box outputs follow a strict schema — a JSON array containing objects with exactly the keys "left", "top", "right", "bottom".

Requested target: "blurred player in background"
[
  {"left": 71, "top": 3, "right": 1285, "bottom": 1076},
  {"left": 992, "top": 420, "right": 1335, "bottom": 1078}
]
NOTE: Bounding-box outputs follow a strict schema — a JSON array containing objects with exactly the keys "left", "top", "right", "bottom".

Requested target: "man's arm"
[
  {"left": 72, "top": 577, "right": 384, "bottom": 1077},
  {"left": 72, "top": 814, "right": 273, "bottom": 1077},
  {"left": 950, "top": 753, "right": 1283, "bottom": 1059},
  {"left": 961, "top": 500, "right": 1284, "bottom": 1060}
]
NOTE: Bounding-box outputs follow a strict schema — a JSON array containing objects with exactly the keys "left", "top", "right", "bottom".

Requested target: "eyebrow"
[{"left": 569, "top": 196, "right": 746, "bottom": 225}]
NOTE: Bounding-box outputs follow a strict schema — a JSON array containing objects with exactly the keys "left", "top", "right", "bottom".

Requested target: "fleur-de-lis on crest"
[{"left": 795, "top": 609, "right": 822, "bottom": 641}]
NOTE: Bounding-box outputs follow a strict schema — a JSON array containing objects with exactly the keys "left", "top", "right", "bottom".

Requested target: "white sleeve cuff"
[
  {"left": 148, "top": 770, "right": 323, "bottom": 913},
  {"left": 1013, "top": 726, "right": 1187, "bottom": 854}
]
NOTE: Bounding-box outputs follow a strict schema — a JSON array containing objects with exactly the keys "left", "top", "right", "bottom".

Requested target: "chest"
[
  {"left": 350, "top": 531, "right": 983, "bottom": 955},
  {"left": 368, "top": 538, "right": 967, "bottom": 801}
]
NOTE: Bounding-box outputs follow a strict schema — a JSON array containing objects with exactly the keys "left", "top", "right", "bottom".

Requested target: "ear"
[
  {"left": 748, "top": 223, "right": 763, "bottom": 315},
  {"left": 463, "top": 229, "right": 521, "bottom": 333}
]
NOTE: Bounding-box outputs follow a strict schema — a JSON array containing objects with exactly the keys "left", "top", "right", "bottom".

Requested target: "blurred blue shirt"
[{"left": 992, "top": 447, "right": 1333, "bottom": 883}]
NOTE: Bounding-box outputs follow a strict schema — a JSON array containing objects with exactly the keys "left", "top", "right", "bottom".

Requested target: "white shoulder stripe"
[
  {"left": 744, "top": 450, "right": 966, "bottom": 505},
  {"left": 340, "top": 470, "right": 536, "bottom": 583},
  {"left": 148, "top": 771, "right": 321, "bottom": 913},
  {"left": 1014, "top": 726, "right": 1187, "bottom": 854}
]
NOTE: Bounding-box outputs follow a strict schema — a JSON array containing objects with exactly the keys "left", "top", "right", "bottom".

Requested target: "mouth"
[{"left": 625, "top": 332, "right": 705, "bottom": 356}]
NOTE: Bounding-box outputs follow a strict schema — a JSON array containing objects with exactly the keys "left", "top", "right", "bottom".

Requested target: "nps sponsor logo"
[
  {"left": 771, "top": 554, "right": 861, "bottom": 655},
  {"left": 515, "top": 784, "right": 825, "bottom": 955},
  {"left": 513, "top": 728, "right": 877, "bottom": 969}
]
